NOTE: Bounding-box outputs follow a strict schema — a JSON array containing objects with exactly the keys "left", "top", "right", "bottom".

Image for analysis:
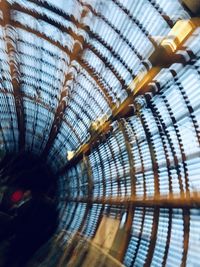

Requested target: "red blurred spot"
[{"left": 11, "top": 190, "right": 24, "bottom": 203}]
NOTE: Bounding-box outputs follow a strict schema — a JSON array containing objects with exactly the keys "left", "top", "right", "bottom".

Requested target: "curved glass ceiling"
[{"left": 0, "top": 0, "right": 200, "bottom": 266}]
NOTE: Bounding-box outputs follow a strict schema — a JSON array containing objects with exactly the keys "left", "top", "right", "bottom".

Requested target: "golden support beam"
[
  {"left": 63, "top": 192, "right": 200, "bottom": 208},
  {"left": 59, "top": 18, "right": 200, "bottom": 174}
]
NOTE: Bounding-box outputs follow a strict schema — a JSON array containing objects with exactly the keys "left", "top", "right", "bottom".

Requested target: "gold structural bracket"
[{"left": 61, "top": 18, "right": 200, "bottom": 173}]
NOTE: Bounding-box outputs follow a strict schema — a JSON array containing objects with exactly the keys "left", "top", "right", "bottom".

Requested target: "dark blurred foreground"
[{"left": 0, "top": 153, "right": 58, "bottom": 267}]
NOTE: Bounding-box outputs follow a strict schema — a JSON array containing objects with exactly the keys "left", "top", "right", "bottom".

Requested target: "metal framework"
[{"left": 0, "top": 0, "right": 200, "bottom": 266}]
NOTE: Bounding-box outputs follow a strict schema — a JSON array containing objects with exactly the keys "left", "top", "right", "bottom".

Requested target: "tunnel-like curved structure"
[{"left": 0, "top": 0, "right": 200, "bottom": 266}]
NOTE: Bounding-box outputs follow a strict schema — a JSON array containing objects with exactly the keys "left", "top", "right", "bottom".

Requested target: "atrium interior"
[{"left": 0, "top": 0, "right": 200, "bottom": 266}]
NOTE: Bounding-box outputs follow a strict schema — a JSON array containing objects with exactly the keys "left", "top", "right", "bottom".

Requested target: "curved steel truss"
[{"left": 0, "top": 0, "right": 200, "bottom": 266}]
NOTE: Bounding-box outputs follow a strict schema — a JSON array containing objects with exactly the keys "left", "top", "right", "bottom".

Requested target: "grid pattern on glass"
[{"left": 1, "top": 0, "right": 200, "bottom": 266}]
